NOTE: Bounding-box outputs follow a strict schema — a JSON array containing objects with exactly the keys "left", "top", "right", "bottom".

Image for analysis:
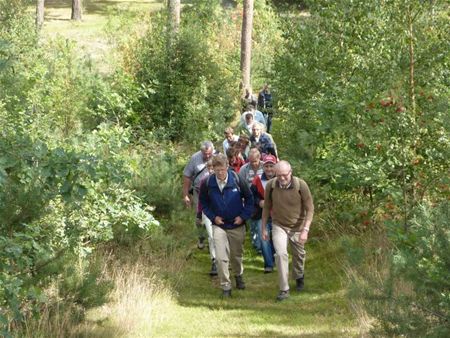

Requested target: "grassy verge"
[{"left": 71, "top": 228, "right": 360, "bottom": 337}]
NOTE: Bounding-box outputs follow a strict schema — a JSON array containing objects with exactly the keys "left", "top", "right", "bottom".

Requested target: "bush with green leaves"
[
  {"left": 273, "top": 0, "right": 448, "bottom": 227},
  {"left": 113, "top": 0, "right": 283, "bottom": 143},
  {"left": 271, "top": 0, "right": 449, "bottom": 334},
  {"left": 0, "top": 107, "right": 159, "bottom": 333}
]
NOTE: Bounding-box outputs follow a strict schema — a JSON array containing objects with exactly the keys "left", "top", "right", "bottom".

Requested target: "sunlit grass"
[
  {"left": 69, "top": 234, "right": 362, "bottom": 337},
  {"left": 35, "top": 0, "right": 164, "bottom": 72}
]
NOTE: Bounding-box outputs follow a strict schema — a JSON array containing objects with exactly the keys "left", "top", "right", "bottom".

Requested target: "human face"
[
  {"left": 263, "top": 163, "right": 275, "bottom": 178},
  {"left": 249, "top": 156, "right": 260, "bottom": 170},
  {"left": 224, "top": 132, "right": 233, "bottom": 142},
  {"left": 252, "top": 126, "right": 261, "bottom": 137},
  {"left": 214, "top": 165, "right": 228, "bottom": 181},
  {"left": 276, "top": 167, "right": 292, "bottom": 187},
  {"left": 202, "top": 147, "right": 213, "bottom": 161}
]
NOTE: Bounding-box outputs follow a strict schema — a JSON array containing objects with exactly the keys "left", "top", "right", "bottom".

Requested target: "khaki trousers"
[
  {"left": 272, "top": 224, "right": 305, "bottom": 292},
  {"left": 213, "top": 225, "right": 245, "bottom": 291}
]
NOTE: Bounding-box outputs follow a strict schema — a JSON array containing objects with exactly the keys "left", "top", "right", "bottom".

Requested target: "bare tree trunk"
[
  {"left": 168, "top": 0, "right": 181, "bottom": 35},
  {"left": 71, "top": 0, "right": 82, "bottom": 21},
  {"left": 240, "top": 0, "right": 254, "bottom": 94},
  {"left": 36, "top": 0, "right": 45, "bottom": 30}
]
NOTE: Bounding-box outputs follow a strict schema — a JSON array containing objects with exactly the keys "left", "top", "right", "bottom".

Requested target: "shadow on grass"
[{"left": 171, "top": 233, "right": 356, "bottom": 337}]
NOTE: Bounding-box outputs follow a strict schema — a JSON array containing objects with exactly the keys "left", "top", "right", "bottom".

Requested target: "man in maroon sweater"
[{"left": 261, "top": 160, "right": 314, "bottom": 301}]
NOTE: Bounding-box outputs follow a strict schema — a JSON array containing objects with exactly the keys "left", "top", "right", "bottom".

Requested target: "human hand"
[
  {"left": 233, "top": 216, "right": 244, "bottom": 225},
  {"left": 298, "top": 229, "right": 308, "bottom": 244},
  {"left": 261, "top": 229, "right": 269, "bottom": 241},
  {"left": 259, "top": 200, "right": 265, "bottom": 208},
  {"left": 183, "top": 195, "right": 191, "bottom": 208},
  {"left": 214, "top": 216, "right": 224, "bottom": 225}
]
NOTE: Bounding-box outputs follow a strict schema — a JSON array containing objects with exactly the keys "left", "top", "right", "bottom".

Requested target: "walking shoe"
[
  {"left": 235, "top": 275, "right": 246, "bottom": 290},
  {"left": 264, "top": 267, "right": 274, "bottom": 273},
  {"left": 222, "top": 289, "right": 232, "bottom": 298},
  {"left": 276, "top": 290, "right": 290, "bottom": 301},
  {"left": 209, "top": 260, "right": 218, "bottom": 276},
  {"left": 296, "top": 277, "right": 304, "bottom": 292},
  {"left": 197, "top": 237, "right": 205, "bottom": 249}
]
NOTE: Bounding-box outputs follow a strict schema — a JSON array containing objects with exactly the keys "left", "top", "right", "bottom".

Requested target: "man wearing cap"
[
  {"left": 239, "top": 148, "right": 264, "bottom": 252},
  {"left": 250, "top": 154, "right": 277, "bottom": 273},
  {"left": 261, "top": 160, "right": 314, "bottom": 301}
]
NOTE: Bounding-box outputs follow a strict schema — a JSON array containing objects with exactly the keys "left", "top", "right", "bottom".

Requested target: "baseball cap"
[{"left": 263, "top": 154, "right": 277, "bottom": 165}]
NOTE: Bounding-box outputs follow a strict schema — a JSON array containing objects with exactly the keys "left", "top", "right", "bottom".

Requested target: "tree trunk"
[
  {"left": 36, "top": 0, "right": 45, "bottom": 30},
  {"left": 168, "top": 0, "right": 180, "bottom": 35},
  {"left": 240, "top": 0, "right": 254, "bottom": 94},
  {"left": 71, "top": 0, "right": 82, "bottom": 21}
]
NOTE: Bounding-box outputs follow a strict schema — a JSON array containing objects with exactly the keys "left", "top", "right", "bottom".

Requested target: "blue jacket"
[
  {"left": 250, "top": 133, "right": 275, "bottom": 156},
  {"left": 199, "top": 170, "right": 254, "bottom": 229}
]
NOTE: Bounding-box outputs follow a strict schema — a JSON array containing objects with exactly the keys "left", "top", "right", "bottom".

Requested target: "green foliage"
[
  {"left": 251, "top": 0, "right": 283, "bottom": 89},
  {"left": 348, "top": 202, "right": 450, "bottom": 337},
  {"left": 118, "top": 2, "right": 238, "bottom": 142},
  {"left": 131, "top": 141, "right": 184, "bottom": 216},
  {"left": 0, "top": 102, "right": 159, "bottom": 332},
  {"left": 273, "top": 0, "right": 449, "bottom": 227},
  {"left": 272, "top": 0, "right": 449, "bottom": 335}
]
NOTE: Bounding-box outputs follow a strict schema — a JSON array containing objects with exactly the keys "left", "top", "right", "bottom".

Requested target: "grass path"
[
  {"left": 158, "top": 236, "right": 360, "bottom": 337},
  {"left": 78, "top": 231, "right": 361, "bottom": 337}
]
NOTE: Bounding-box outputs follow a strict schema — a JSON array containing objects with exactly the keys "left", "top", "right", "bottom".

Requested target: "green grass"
[
  {"left": 37, "top": 0, "right": 164, "bottom": 72},
  {"left": 71, "top": 228, "right": 360, "bottom": 337},
  {"left": 161, "top": 235, "right": 359, "bottom": 337}
]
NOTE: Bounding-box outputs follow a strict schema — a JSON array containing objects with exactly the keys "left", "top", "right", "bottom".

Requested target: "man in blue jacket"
[{"left": 199, "top": 154, "right": 254, "bottom": 298}]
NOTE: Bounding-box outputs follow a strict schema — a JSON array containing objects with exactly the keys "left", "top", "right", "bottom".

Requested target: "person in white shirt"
[{"left": 222, "top": 127, "right": 239, "bottom": 154}]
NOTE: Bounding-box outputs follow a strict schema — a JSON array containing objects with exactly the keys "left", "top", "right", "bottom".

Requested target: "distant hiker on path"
[
  {"left": 242, "top": 87, "right": 257, "bottom": 110},
  {"left": 182, "top": 141, "right": 215, "bottom": 249},
  {"left": 257, "top": 84, "right": 274, "bottom": 133},
  {"left": 199, "top": 154, "right": 254, "bottom": 298},
  {"left": 222, "top": 127, "right": 239, "bottom": 154},
  {"left": 261, "top": 160, "right": 314, "bottom": 301}
]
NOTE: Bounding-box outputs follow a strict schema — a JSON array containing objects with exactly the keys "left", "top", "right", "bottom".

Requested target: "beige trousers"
[
  {"left": 213, "top": 225, "right": 245, "bottom": 291},
  {"left": 272, "top": 224, "right": 306, "bottom": 292}
]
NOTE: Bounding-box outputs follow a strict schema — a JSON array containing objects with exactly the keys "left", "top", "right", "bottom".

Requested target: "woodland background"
[{"left": 0, "top": 0, "right": 448, "bottom": 337}]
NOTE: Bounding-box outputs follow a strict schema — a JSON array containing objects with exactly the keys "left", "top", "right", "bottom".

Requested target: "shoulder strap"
[
  {"left": 269, "top": 178, "right": 277, "bottom": 200},
  {"left": 192, "top": 164, "right": 207, "bottom": 182},
  {"left": 269, "top": 177, "right": 302, "bottom": 199}
]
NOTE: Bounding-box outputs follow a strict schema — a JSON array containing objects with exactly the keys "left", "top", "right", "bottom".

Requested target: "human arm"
[
  {"left": 298, "top": 180, "right": 314, "bottom": 244},
  {"left": 182, "top": 176, "right": 192, "bottom": 207},
  {"left": 261, "top": 180, "right": 273, "bottom": 241}
]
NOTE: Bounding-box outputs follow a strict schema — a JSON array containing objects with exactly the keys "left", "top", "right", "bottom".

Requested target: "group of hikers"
[{"left": 182, "top": 85, "right": 314, "bottom": 301}]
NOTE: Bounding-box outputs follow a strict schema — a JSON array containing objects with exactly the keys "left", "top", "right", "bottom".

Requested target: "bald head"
[{"left": 275, "top": 160, "right": 292, "bottom": 187}]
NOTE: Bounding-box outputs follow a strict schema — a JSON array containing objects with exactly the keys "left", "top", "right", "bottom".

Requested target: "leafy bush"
[
  {"left": 0, "top": 108, "right": 159, "bottom": 333},
  {"left": 347, "top": 202, "right": 450, "bottom": 337}
]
